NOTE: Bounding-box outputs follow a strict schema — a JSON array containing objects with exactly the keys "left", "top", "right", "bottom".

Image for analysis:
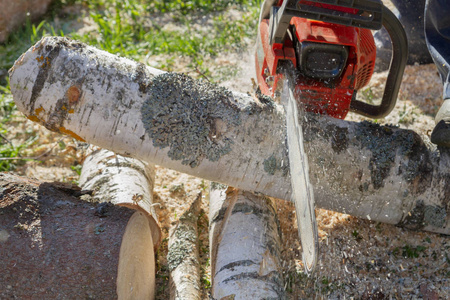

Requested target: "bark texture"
[
  {"left": 9, "top": 36, "right": 450, "bottom": 234},
  {"left": 79, "top": 148, "right": 160, "bottom": 299},
  {"left": 168, "top": 193, "right": 202, "bottom": 300},
  {"left": 0, "top": 172, "right": 133, "bottom": 299},
  {"left": 209, "top": 186, "right": 285, "bottom": 299},
  {"left": 79, "top": 147, "right": 161, "bottom": 247}
]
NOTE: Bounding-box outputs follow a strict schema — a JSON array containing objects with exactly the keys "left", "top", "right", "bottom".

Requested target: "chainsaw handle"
[{"left": 349, "top": 5, "right": 408, "bottom": 119}]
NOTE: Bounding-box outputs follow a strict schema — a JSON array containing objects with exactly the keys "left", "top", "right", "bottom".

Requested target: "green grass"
[
  {"left": 0, "top": 19, "right": 63, "bottom": 74},
  {"left": 393, "top": 244, "right": 427, "bottom": 259},
  {"left": 71, "top": 0, "right": 259, "bottom": 75},
  {"left": 0, "top": 0, "right": 259, "bottom": 77},
  {"left": 149, "top": 0, "right": 257, "bottom": 15}
]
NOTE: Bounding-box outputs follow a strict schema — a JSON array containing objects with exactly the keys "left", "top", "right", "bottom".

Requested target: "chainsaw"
[{"left": 255, "top": 0, "right": 407, "bottom": 274}]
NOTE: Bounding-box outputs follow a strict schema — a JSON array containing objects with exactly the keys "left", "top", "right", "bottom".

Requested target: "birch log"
[
  {"left": 79, "top": 148, "right": 161, "bottom": 246},
  {"left": 209, "top": 186, "right": 285, "bottom": 299},
  {"left": 9, "top": 36, "right": 450, "bottom": 234},
  {"left": 168, "top": 193, "right": 202, "bottom": 300},
  {"left": 79, "top": 148, "right": 161, "bottom": 299}
]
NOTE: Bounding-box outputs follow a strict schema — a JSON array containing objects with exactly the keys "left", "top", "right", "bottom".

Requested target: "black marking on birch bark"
[
  {"left": 141, "top": 73, "right": 242, "bottom": 168},
  {"left": 47, "top": 97, "right": 70, "bottom": 131},
  {"left": 215, "top": 260, "right": 256, "bottom": 276},
  {"left": 399, "top": 200, "right": 447, "bottom": 230},
  {"left": 90, "top": 177, "right": 111, "bottom": 193},
  {"left": 355, "top": 121, "right": 433, "bottom": 190},
  {"left": 211, "top": 201, "right": 276, "bottom": 224},
  {"left": 104, "top": 161, "right": 151, "bottom": 183},
  {"left": 220, "top": 271, "right": 285, "bottom": 299},
  {"left": 28, "top": 43, "right": 62, "bottom": 114},
  {"left": 328, "top": 125, "right": 349, "bottom": 154},
  {"left": 82, "top": 104, "right": 95, "bottom": 128},
  {"left": 211, "top": 200, "right": 281, "bottom": 259},
  {"left": 82, "top": 171, "right": 103, "bottom": 187}
]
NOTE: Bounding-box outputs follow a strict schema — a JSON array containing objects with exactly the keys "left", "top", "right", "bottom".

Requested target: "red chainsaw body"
[{"left": 256, "top": 12, "right": 376, "bottom": 119}]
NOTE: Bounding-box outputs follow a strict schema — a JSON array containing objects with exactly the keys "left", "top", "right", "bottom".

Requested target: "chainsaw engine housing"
[{"left": 255, "top": 0, "right": 407, "bottom": 119}]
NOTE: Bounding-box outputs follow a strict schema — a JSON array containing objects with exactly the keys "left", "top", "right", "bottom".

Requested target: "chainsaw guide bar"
[{"left": 283, "top": 78, "right": 319, "bottom": 274}]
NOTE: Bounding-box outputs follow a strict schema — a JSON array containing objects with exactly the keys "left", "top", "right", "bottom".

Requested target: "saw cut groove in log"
[
  {"left": 10, "top": 37, "right": 449, "bottom": 234},
  {"left": 209, "top": 186, "right": 285, "bottom": 299},
  {"left": 168, "top": 193, "right": 202, "bottom": 300}
]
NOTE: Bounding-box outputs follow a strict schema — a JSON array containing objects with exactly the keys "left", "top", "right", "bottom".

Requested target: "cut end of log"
[
  {"left": 0, "top": 173, "right": 135, "bottom": 298},
  {"left": 117, "top": 211, "right": 156, "bottom": 300}
]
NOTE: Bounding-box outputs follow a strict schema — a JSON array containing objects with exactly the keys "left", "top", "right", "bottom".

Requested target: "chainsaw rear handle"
[{"left": 349, "top": 6, "right": 408, "bottom": 119}]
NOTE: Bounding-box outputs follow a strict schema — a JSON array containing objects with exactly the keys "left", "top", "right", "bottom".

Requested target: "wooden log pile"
[{"left": 3, "top": 36, "right": 450, "bottom": 298}]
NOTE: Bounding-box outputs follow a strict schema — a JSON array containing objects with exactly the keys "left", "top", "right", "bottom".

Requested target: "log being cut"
[{"left": 9, "top": 36, "right": 449, "bottom": 234}]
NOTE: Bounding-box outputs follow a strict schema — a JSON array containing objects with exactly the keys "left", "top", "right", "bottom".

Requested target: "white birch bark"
[
  {"left": 79, "top": 148, "right": 160, "bottom": 299},
  {"left": 168, "top": 193, "right": 202, "bottom": 300},
  {"left": 79, "top": 148, "right": 160, "bottom": 246},
  {"left": 9, "top": 36, "right": 450, "bottom": 234},
  {"left": 209, "top": 186, "right": 285, "bottom": 299}
]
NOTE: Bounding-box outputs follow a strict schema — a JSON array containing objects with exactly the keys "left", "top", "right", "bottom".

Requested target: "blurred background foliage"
[{"left": 0, "top": 0, "right": 260, "bottom": 83}]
